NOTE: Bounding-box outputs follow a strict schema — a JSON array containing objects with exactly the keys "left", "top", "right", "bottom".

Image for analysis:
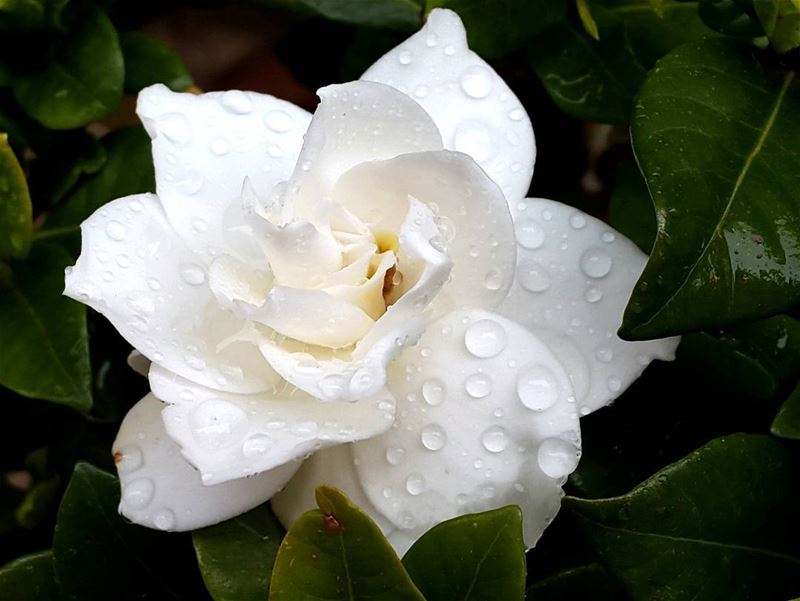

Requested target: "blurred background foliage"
[{"left": 0, "top": 0, "right": 799, "bottom": 599}]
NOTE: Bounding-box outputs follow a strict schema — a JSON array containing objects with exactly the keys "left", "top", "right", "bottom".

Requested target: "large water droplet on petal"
[
  {"left": 538, "top": 438, "right": 579, "bottom": 478},
  {"left": 180, "top": 263, "right": 206, "bottom": 286},
  {"left": 420, "top": 424, "right": 447, "bottom": 451},
  {"left": 464, "top": 319, "right": 507, "bottom": 358},
  {"left": 580, "top": 248, "right": 613, "bottom": 278},
  {"left": 122, "top": 478, "right": 154, "bottom": 509},
  {"left": 515, "top": 217, "right": 545, "bottom": 249},
  {"left": 460, "top": 65, "right": 493, "bottom": 99},
  {"left": 464, "top": 373, "right": 492, "bottom": 398},
  {"left": 405, "top": 473, "right": 426, "bottom": 495},
  {"left": 481, "top": 426, "right": 508, "bottom": 453},
  {"left": 517, "top": 365, "right": 559, "bottom": 411},
  {"left": 153, "top": 508, "right": 176, "bottom": 531},
  {"left": 264, "top": 109, "right": 293, "bottom": 133},
  {"left": 421, "top": 378, "right": 446, "bottom": 406},
  {"left": 105, "top": 220, "right": 127, "bottom": 241},
  {"left": 518, "top": 260, "right": 551, "bottom": 293},
  {"left": 386, "top": 446, "right": 406, "bottom": 466},
  {"left": 242, "top": 433, "right": 272, "bottom": 457}
]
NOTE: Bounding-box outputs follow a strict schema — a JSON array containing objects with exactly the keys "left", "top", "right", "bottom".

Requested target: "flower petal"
[
  {"left": 282, "top": 80, "right": 443, "bottom": 223},
  {"left": 136, "top": 84, "right": 311, "bottom": 258},
  {"left": 64, "top": 193, "right": 279, "bottom": 394},
  {"left": 498, "top": 198, "right": 681, "bottom": 414},
  {"left": 362, "top": 8, "right": 535, "bottom": 204},
  {"left": 351, "top": 309, "right": 581, "bottom": 550},
  {"left": 113, "top": 393, "right": 297, "bottom": 531},
  {"left": 334, "top": 150, "right": 516, "bottom": 311},
  {"left": 149, "top": 363, "right": 396, "bottom": 485}
]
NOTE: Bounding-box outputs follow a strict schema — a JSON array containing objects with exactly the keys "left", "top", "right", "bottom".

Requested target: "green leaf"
[
  {"left": 119, "top": 32, "right": 193, "bottom": 94},
  {"left": 576, "top": 0, "right": 600, "bottom": 39},
  {"left": 402, "top": 506, "right": 525, "bottom": 601},
  {"left": 269, "top": 486, "right": 426, "bottom": 601},
  {"left": 250, "top": 0, "right": 422, "bottom": 30},
  {"left": 621, "top": 39, "right": 800, "bottom": 340},
  {"left": 526, "top": 563, "right": 624, "bottom": 600},
  {"left": 0, "top": 243, "right": 91, "bottom": 411},
  {"left": 607, "top": 162, "right": 656, "bottom": 253},
  {"left": 0, "top": 0, "right": 69, "bottom": 29},
  {"left": 566, "top": 434, "right": 800, "bottom": 601},
  {"left": 12, "top": 9, "right": 123, "bottom": 129},
  {"left": 14, "top": 474, "right": 60, "bottom": 529},
  {"left": 699, "top": 0, "right": 764, "bottom": 38},
  {"left": 0, "top": 133, "right": 32, "bottom": 259},
  {"left": 0, "top": 550, "right": 63, "bottom": 601},
  {"left": 41, "top": 126, "right": 154, "bottom": 238},
  {"left": 772, "top": 379, "right": 800, "bottom": 439},
  {"left": 192, "top": 504, "right": 285, "bottom": 601},
  {"left": 754, "top": 0, "right": 800, "bottom": 52},
  {"left": 426, "top": 0, "right": 565, "bottom": 58}
]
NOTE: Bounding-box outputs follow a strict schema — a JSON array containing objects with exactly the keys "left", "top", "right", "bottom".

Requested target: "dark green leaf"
[
  {"left": 0, "top": 243, "right": 91, "bottom": 411},
  {"left": 526, "top": 563, "right": 625, "bottom": 601},
  {"left": 622, "top": 39, "right": 800, "bottom": 340},
  {"left": 0, "top": 133, "right": 32, "bottom": 259},
  {"left": 193, "top": 504, "right": 285, "bottom": 601},
  {"left": 12, "top": 9, "right": 123, "bottom": 129},
  {"left": 755, "top": 0, "right": 800, "bottom": 53},
  {"left": 14, "top": 474, "right": 60, "bottom": 529},
  {"left": 402, "top": 506, "right": 525, "bottom": 601},
  {"left": 576, "top": 0, "right": 600, "bottom": 40},
  {"left": 772, "top": 379, "right": 800, "bottom": 440},
  {"left": 426, "top": 0, "right": 565, "bottom": 58},
  {"left": 607, "top": 162, "right": 656, "bottom": 253},
  {"left": 0, "top": 550, "right": 63, "bottom": 601},
  {"left": 0, "top": 0, "right": 69, "bottom": 29},
  {"left": 120, "top": 32, "right": 193, "bottom": 94},
  {"left": 269, "top": 486, "right": 426, "bottom": 601},
  {"left": 566, "top": 434, "right": 800, "bottom": 601},
  {"left": 251, "top": 0, "right": 421, "bottom": 30},
  {"left": 699, "top": 0, "right": 764, "bottom": 38},
  {"left": 41, "top": 126, "right": 154, "bottom": 237}
]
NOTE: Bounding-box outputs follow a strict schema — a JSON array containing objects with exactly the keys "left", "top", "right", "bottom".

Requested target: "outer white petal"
[
  {"left": 334, "top": 150, "right": 516, "bottom": 311},
  {"left": 149, "top": 364, "right": 396, "bottom": 485},
  {"left": 136, "top": 84, "right": 311, "bottom": 258},
  {"left": 498, "top": 198, "right": 680, "bottom": 414},
  {"left": 113, "top": 393, "right": 297, "bottom": 531},
  {"left": 362, "top": 8, "right": 535, "bottom": 204},
  {"left": 271, "top": 443, "right": 395, "bottom": 536},
  {"left": 281, "top": 80, "right": 443, "bottom": 223},
  {"left": 352, "top": 309, "right": 580, "bottom": 550},
  {"left": 64, "top": 193, "right": 279, "bottom": 394}
]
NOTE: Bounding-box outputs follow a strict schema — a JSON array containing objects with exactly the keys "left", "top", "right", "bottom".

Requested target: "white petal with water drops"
[
  {"left": 498, "top": 198, "right": 680, "bottom": 414},
  {"left": 114, "top": 394, "right": 297, "bottom": 531}
]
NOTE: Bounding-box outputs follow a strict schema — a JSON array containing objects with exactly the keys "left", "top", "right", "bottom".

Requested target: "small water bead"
[
  {"left": 608, "top": 376, "right": 622, "bottom": 392},
  {"left": 601, "top": 231, "right": 616, "bottom": 243},
  {"left": 637, "top": 353, "right": 651, "bottom": 366},
  {"left": 291, "top": 421, "right": 318, "bottom": 437},
  {"left": 398, "top": 50, "right": 412, "bottom": 65},
  {"left": 508, "top": 108, "right": 524, "bottom": 121},
  {"left": 464, "top": 319, "right": 507, "bottom": 358},
  {"left": 425, "top": 33, "right": 438, "bottom": 47},
  {"left": 537, "top": 438, "right": 579, "bottom": 478},
  {"left": 178, "top": 171, "right": 204, "bottom": 195},
  {"left": 116, "top": 254, "right": 131, "bottom": 268},
  {"left": 122, "top": 478, "right": 154, "bottom": 509},
  {"left": 153, "top": 509, "right": 176, "bottom": 531},
  {"left": 453, "top": 120, "right": 493, "bottom": 163},
  {"left": 584, "top": 286, "right": 603, "bottom": 303},
  {"left": 595, "top": 347, "right": 614, "bottom": 363},
  {"left": 465, "top": 373, "right": 492, "bottom": 398},
  {"left": 444, "top": 44, "right": 456, "bottom": 56},
  {"left": 398, "top": 511, "right": 417, "bottom": 530},
  {"left": 515, "top": 217, "right": 545, "bottom": 249},
  {"left": 421, "top": 378, "right": 446, "bottom": 406},
  {"left": 242, "top": 433, "right": 272, "bottom": 457},
  {"left": 569, "top": 213, "right": 587, "bottom": 229},
  {"left": 580, "top": 248, "right": 613, "bottom": 279},
  {"left": 481, "top": 426, "right": 508, "bottom": 453},
  {"left": 209, "top": 137, "right": 230, "bottom": 155},
  {"left": 129, "top": 199, "right": 143, "bottom": 212},
  {"left": 460, "top": 65, "right": 493, "bottom": 99},
  {"left": 221, "top": 90, "right": 254, "bottom": 114},
  {"left": 518, "top": 260, "right": 551, "bottom": 293},
  {"left": 405, "top": 473, "right": 426, "bottom": 495},
  {"left": 386, "top": 446, "right": 406, "bottom": 466},
  {"left": 105, "top": 220, "right": 127, "bottom": 241},
  {"left": 180, "top": 263, "right": 206, "bottom": 286},
  {"left": 189, "top": 399, "right": 248, "bottom": 449},
  {"left": 517, "top": 365, "right": 559, "bottom": 411},
  {"left": 420, "top": 424, "right": 447, "bottom": 451},
  {"left": 484, "top": 269, "right": 503, "bottom": 291}
]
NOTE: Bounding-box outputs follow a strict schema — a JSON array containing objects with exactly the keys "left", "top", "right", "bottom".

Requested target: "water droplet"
[
  {"left": 267, "top": 144, "right": 283, "bottom": 158},
  {"left": 398, "top": 50, "right": 412, "bottom": 65},
  {"left": 105, "top": 220, "right": 127, "bottom": 241},
  {"left": 264, "top": 109, "right": 293, "bottom": 133},
  {"left": 221, "top": 90, "right": 254, "bottom": 114},
  {"left": 349, "top": 367, "right": 374, "bottom": 396},
  {"left": 601, "top": 231, "right": 616, "bottom": 243},
  {"left": 517, "top": 365, "right": 558, "bottom": 411},
  {"left": 580, "top": 248, "right": 613, "bottom": 279},
  {"left": 116, "top": 254, "right": 131, "bottom": 268},
  {"left": 158, "top": 113, "right": 192, "bottom": 146},
  {"left": 595, "top": 347, "right": 613, "bottom": 363},
  {"left": 584, "top": 286, "right": 603, "bottom": 303},
  {"left": 508, "top": 108, "right": 524, "bottom": 121},
  {"left": 421, "top": 378, "right": 446, "bottom": 406},
  {"left": 421, "top": 424, "right": 447, "bottom": 451},
  {"left": 406, "top": 473, "right": 426, "bottom": 495},
  {"left": 518, "top": 260, "right": 551, "bottom": 293},
  {"left": 426, "top": 33, "right": 438, "bottom": 47},
  {"left": 209, "top": 137, "right": 230, "bottom": 155},
  {"left": 481, "top": 426, "right": 508, "bottom": 453},
  {"left": 180, "top": 263, "right": 206, "bottom": 286},
  {"left": 189, "top": 399, "right": 248, "bottom": 449},
  {"left": 178, "top": 170, "right": 204, "bottom": 195},
  {"left": 414, "top": 84, "right": 429, "bottom": 98},
  {"left": 515, "top": 217, "right": 545, "bottom": 249},
  {"left": 569, "top": 213, "right": 587, "bottom": 229},
  {"left": 636, "top": 353, "right": 651, "bottom": 366},
  {"left": 122, "top": 478, "right": 154, "bottom": 509},
  {"left": 460, "top": 65, "right": 493, "bottom": 99},
  {"left": 386, "top": 446, "right": 406, "bottom": 466},
  {"left": 608, "top": 376, "right": 622, "bottom": 392},
  {"left": 538, "top": 438, "right": 579, "bottom": 478},
  {"left": 398, "top": 511, "right": 417, "bottom": 530},
  {"left": 319, "top": 374, "right": 348, "bottom": 400},
  {"left": 242, "top": 433, "right": 272, "bottom": 457},
  {"left": 291, "top": 421, "right": 318, "bottom": 437},
  {"left": 153, "top": 508, "right": 176, "bottom": 530},
  {"left": 444, "top": 44, "right": 456, "bottom": 56},
  {"left": 465, "top": 373, "right": 492, "bottom": 398},
  {"left": 453, "top": 120, "right": 493, "bottom": 163},
  {"left": 464, "top": 319, "right": 507, "bottom": 359},
  {"left": 484, "top": 269, "right": 503, "bottom": 291},
  {"left": 115, "top": 446, "right": 143, "bottom": 474}
]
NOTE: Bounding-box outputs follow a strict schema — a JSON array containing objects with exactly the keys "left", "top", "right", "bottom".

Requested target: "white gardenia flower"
[{"left": 64, "top": 9, "right": 679, "bottom": 553}]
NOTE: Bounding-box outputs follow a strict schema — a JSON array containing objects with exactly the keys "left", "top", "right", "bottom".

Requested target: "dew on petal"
[
  {"left": 420, "top": 424, "right": 447, "bottom": 451},
  {"left": 464, "top": 373, "right": 492, "bottom": 398},
  {"left": 405, "top": 473, "right": 426, "bottom": 495},
  {"left": 481, "top": 426, "right": 508, "bottom": 453},
  {"left": 421, "top": 378, "right": 446, "bottom": 406},
  {"left": 538, "top": 438, "right": 579, "bottom": 478},
  {"left": 122, "top": 478, "right": 154, "bottom": 509},
  {"left": 518, "top": 260, "right": 551, "bottom": 293},
  {"left": 464, "top": 319, "right": 507, "bottom": 358},
  {"left": 517, "top": 365, "right": 558, "bottom": 411},
  {"left": 459, "top": 65, "right": 493, "bottom": 99},
  {"left": 580, "top": 248, "right": 613, "bottom": 279},
  {"left": 515, "top": 217, "right": 545, "bottom": 249}
]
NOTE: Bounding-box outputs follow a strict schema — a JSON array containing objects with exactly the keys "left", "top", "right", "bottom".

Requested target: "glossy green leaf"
[
  {"left": 269, "top": 486, "right": 426, "bottom": 601},
  {"left": 12, "top": 9, "right": 123, "bottom": 129},
  {"left": 426, "top": 0, "right": 565, "bottom": 58},
  {"left": 251, "top": 0, "right": 421, "bottom": 30},
  {"left": 0, "top": 550, "right": 63, "bottom": 601},
  {"left": 193, "top": 504, "right": 285, "bottom": 601},
  {"left": 607, "top": 162, "right": 656, "bottom": 253},
  {"left": 41, "top": 126, "right": 154, "bottom": 237},
  {"left": 622, "top": 39, "right": 800, "bottom": 340},
  {"left": 0, "top": 133, "right": 32, "bottom": 259},
  {"left": 403, "top": 506, "right": 525, "bottom": 601},
  {"left": 754, "top": 0, "right": 800, "bottom": 52},
  {"left": 526, "top": 564, "right": 624, "bottom": 601},
  {"left": 0, "top": 243, "right": 91, "bottom": 411},
  {"left": 566, "top": 434, "right": 800, "bottom": 601},
  {"left": 772, "top": 380, "right": 800, "bottom": 440},
  {"left": 699, "top": 0, "right": 764, "bottom": 37},
  {"left": 119, "top": 32, "right": 193, "bottom": 94}
]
